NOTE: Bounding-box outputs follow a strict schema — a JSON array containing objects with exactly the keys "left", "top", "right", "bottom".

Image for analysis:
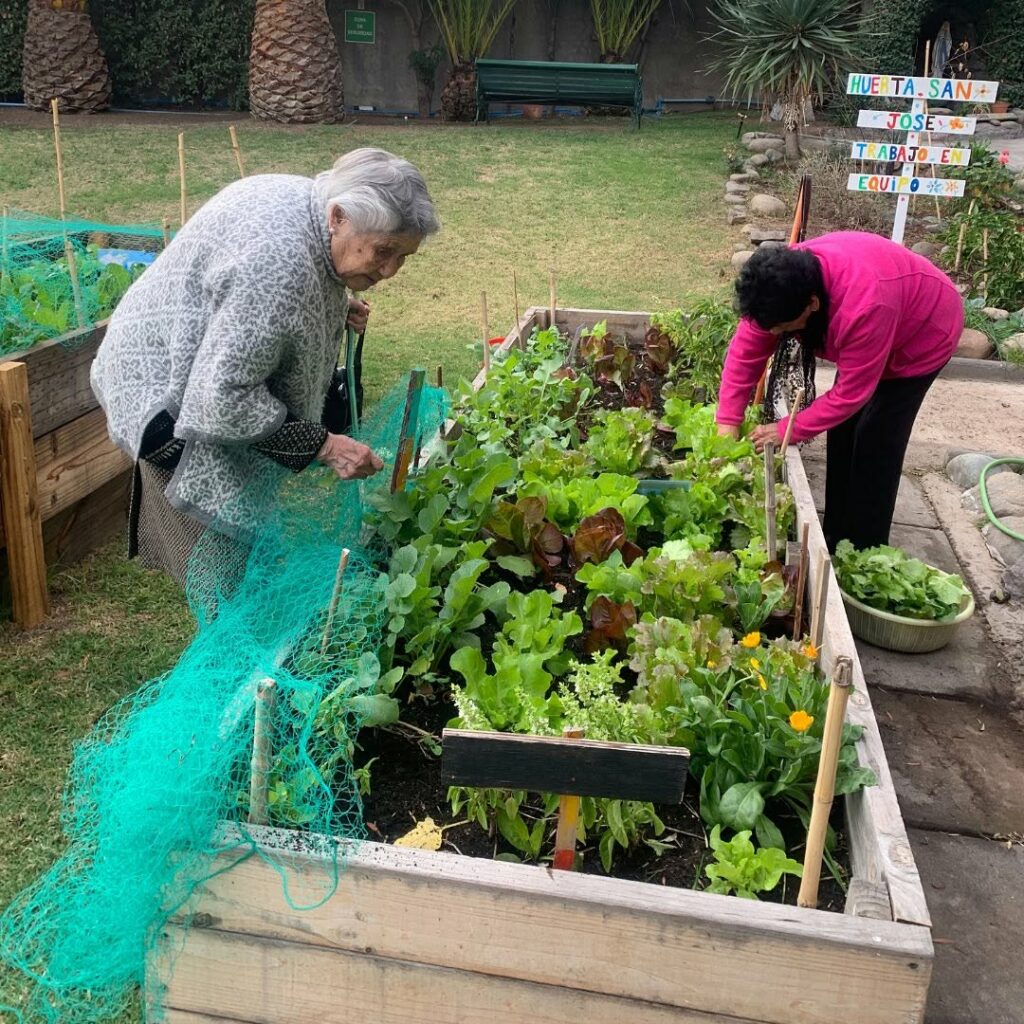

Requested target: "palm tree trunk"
[
  {"left": 22, "top": 0, "right": 111, "bottom": 113},
  {"left": 250, "top": 0, "right": 343, "bottom": 124}
]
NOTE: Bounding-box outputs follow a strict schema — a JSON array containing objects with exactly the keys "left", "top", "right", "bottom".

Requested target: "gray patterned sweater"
[{"left": 91, "top": 174, "right": 349, "bottom": 535}]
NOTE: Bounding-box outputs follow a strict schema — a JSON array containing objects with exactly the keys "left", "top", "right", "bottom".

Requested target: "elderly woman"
[
  {"left": 716, "top": 232, "right": 962, "bottom": 553},
  {"left": 92, "top": 147, "right": 440, "bottom": 584}
]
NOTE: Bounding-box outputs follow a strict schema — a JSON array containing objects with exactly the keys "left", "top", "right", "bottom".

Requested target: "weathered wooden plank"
[
  {"left": 442, "top": 728, "right": 690, "bottom": 803},
  {"left": 786, "top": 447, "right": 930, "bottom": 929},
  {"left": 0, "top": 362, "right": 49, "bottom": 626},
  {"left": 181, "top": 831, "right": 931, "bottom": 1024},
  {"left": 160, "top": 927, "right": 755, "bottom": 1024},
  {"left": 556, "top": 306, "right": 651, "bottom": 342},
  {"left": 14, "top": 321, "right": 107, "bottom": 439}
]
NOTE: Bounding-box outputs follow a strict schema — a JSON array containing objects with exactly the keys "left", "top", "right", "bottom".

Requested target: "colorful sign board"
[
  {"left": 856, "top": 110, "right": 977, "bottom": 135},
  {"left": 849, "top": 141, "right": 972, "bottom": 166},
  {"left": 846, "top": 74, "right": 999, "bottom": 103},
  {"left": 344, "top": 10, "right": 375, "bottom": 43},
  {"left": 845, "top": 70, "right": 996, "bottom": 243},
  {"left": 847, "top": 174, "right": 966, "bottom": 197}
]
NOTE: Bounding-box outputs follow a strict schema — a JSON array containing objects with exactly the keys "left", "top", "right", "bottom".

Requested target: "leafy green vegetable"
[
  {"left": 834, "top": 540, "right": 971, "bottom": 621},
  {"left": 703, "top": 825, "right": 802, "bottom": 899},
  {"left": 582, "top": 407, "right": 658, "bottom": 475},
  {"left": 651, "top": 300, "right": 737, "bottom": 402}
]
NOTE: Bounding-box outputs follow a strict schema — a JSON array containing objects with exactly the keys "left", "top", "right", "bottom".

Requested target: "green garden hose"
[{"left": 980, "top": 458, "right": 1024, "bottom": 542}]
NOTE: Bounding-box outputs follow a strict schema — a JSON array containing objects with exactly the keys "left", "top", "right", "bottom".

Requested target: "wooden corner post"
[{"left": 0, "top": 362, "right": 49, "bottom": 627}]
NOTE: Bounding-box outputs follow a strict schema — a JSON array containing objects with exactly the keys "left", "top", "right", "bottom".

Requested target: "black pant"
[{"left": 823, "top": 370, "right": 940, "bottom": 552}]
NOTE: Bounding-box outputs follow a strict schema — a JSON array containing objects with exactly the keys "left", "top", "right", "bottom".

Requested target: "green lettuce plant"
[{"left": 704, "top": 825, "right": 803, "bottom": 899}]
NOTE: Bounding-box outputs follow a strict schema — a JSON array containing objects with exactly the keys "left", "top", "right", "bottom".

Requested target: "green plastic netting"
[
  {"left": 0, "top": 210, "right": 164, "bottom": 358},
  {"left": 0, "top": 374, "right": 448, "bottom": 1024}
]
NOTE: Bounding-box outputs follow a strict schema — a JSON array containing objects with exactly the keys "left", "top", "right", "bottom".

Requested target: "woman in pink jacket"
[{"left": 716, "top": 231, "right": 963, "bottom": 551}]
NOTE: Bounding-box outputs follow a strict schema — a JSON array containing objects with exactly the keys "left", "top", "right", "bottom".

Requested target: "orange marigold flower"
[
  {"left": 757, "top": 674, "right": 767, "bottom": 690},
  {"left": 802, "top": 642, "right": 818, "bottom": 660},
  {"left": 740, "top": 632, "right": 761, "bottom": 649},
  {"left": 789, "top": 709, "right": 814, "bottom": 732}
]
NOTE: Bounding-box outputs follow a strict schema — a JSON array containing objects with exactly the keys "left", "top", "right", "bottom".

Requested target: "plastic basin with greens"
[{"left": 840, "top": 588, "right": 975, "bottom": 653}]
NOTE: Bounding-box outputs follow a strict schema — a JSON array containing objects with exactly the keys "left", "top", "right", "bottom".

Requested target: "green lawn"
[
  {"left": 1, "top": 114, "right": 735, "bottom": 397},
  {"left": 0, "top": 112, "right": 735, "bottom": 983}
]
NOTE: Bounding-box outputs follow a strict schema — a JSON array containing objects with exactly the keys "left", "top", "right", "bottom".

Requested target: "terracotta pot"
[{"left": 992, "top": 100, "right": 1010, "bottom": 113}]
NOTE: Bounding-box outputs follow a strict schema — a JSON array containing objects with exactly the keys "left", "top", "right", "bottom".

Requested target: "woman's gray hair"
[{"left": 315, "top": 148, "right": 440, "bottom": 237}]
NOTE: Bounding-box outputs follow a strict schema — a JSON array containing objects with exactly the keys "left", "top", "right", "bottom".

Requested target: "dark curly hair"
[{"left": 734, "top": 246, "right": 825, "bottom": 330}]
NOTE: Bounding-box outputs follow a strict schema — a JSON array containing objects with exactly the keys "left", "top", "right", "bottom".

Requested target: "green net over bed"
[
  {"left": 0, "top": 375, "right": 448, "bottom": 1024},
  {"left": 0, "top": 209, "right": 165, "bottom": 358}
]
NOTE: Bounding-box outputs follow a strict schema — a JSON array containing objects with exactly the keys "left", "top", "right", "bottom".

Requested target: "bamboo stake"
[
  {"left": 320, "top": 548, "right": 351, "bottom": 655},
  {"left": 390, "top": 369, "right": 426, "bottom": 493},
  {"left": 512, "top": 270, "right": 524, "bottom": 350},
  {"left": 810, "top": 549, "right": 830, "bottom": 651},
  {"left": 63, "top": 240, "right": 86, "bottom": 329},
  {"left": 982, "top": 228, "right": 989, "bottom": 301},
  {"left": 248, "top": 678, "right": 277, "bottom": 826},
  {"left": 779, "top": 387, "right": 805, "bottom": 457},
  {"left": 161, "top": 217, "right": 171, "bottom": 249},
  {"left": 954, "top": 199, "right": 976, "bottom": 274},
  {"left": 2, "top": 205, "right": 10, "bottom": 272},
  {"left": 763, "top": 441, "right": 777, "bottom": 560},
  {"left": 797, "top": 656, "right": 853, "bottom": 908},
  {"left": 480, "top": 290, "right": 490, "bottom": 374},
  {"left": 792, "top": 522, "right": 810, "bottom": 640},
  {"left": 178, "top": 132, "right": 187, "bottom": 226},
  {"left": 229, "top": 124, "right": 246, "bottom": 177},
  {"left": 50, "top": 99, "right": 68, "bottom": 220},
  {"left": 548, "top": 267, "right": 557, "bottom": 332},
  {"left": 552, "top": 727, "right": 585, "bottom": 870}
]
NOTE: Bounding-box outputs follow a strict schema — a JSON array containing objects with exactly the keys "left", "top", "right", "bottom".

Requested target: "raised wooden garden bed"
[
  {"left": 150, "top": 307, "right": 933, "bottom": 1024},
  {"left": 0, "top": 320, "right": 131, "bottom": 625}
]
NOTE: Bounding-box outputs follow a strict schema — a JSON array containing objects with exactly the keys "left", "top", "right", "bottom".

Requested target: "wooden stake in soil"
[
  {"left": 810, "top": 549, "right": 830, "bottom": 651},
  {"left": 161, "top": 217, "right": 172, "bottom": 249},
  {"left": 548, "top": 267, "right": 557, "bottom": 332},
  {"left": 2, "top": 205, "right": 10, "bottom": 271},
  {"left": 320, "top": 548, "right": 351, "bottom": 656},
  {"left": 390, "top": 368, "right": 426, "bottom": 493},
  {"left": 480, "top": 290, "right": 490, "bottom": 375},
  {"left": 954, "top": 199, "right": 976, "bottom": 274},
  {"left": 229, "top": 124, "right": 246, "bottom": 178},
  {"left": 552, "top": 727, "right": 585, "bottom": 871},
  {"left": 763, "top": 441, "right": 777, "bottom": 560},
  {"left": 780, "top": 387, "right": 805, "bottom": 457},
  {"left": 512, "top": 270, "right": 524, "bottom": 350},
  {"left": 0, "top": 362, "right": 49, "bottom": 628},
  {"left": 248, "top": 678, "right": 277, "bottom": 826},
  {"left": 49, "top": 100, "right": 85, "bottom": 327},
  {"left": 178, "top": 132, "right": 188, "bottom": 227},
  {"left": 63, "top": 239, "right": 86, "bottom": 329},
  {"left": 792, "top": 522, "right": 810, "bottom": 640},
  {"left": 982, "top": 228, "right": 990, "bottom": 301},
  {"left": 50, "top": 99, "right": 69, "bottom": 220},
  {"left": 798, "top": 656, "right": 854, "bottom": 908}
]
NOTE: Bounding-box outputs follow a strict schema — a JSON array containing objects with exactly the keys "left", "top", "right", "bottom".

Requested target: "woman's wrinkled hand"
[
  {"left": 317, "top": 432, "right": 384, "bottom": 479},
  {"left": 716, "top": 423, "right": 741, "bottom": 440},
  {"left": 346, "top": 298, "right": 371, "bottom": 334},
  {"left": 749, "top": 423, "right": 782, "bottom": 453}
]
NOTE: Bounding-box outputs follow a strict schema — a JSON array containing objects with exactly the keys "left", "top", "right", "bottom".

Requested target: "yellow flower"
[
  {"left": 757, "top": 674, "right": 767, "bottom": 691},
  {"left": 789, "top": 709, "right": 814, "bottom": 733},
  {"left": 802, "top": 642, "right": 819, "bottom": 660},
  {"left": 740, "top": 632, "right": 761, "bottom": 649},
  {"left": 706, "top": 659, "right": 717, "bottom": 669},
  {"left": 749, "top": 657, "right": 760, "bottom": 670}
]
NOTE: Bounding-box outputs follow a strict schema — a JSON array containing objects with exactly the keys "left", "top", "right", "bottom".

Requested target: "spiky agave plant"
[
  {"left": 429, "top": 0, "right": 518, "bottom": 121},
  {"left": 708, "top": 0, "right": 866, "bottom": 160},
  {"left": 589, "top": 0, "right": 664, "bottom": 63}
]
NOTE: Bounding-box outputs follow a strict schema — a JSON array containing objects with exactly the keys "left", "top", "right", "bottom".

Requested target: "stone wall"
[{"left": 328, "top": 0, "right": 729, "bottom": 114}]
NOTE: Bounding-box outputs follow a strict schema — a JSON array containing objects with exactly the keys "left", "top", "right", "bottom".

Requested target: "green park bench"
[{"left": 475, "top": 58, "right": 644, "bottom": 128}]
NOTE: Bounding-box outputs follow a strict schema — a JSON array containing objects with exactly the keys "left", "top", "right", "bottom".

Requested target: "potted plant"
[
  {"left": 834, "top": 540, "right": 975, "bottom": 653},
  {"left": 409, "top": 44, "right": 445, "bottom": 119}
]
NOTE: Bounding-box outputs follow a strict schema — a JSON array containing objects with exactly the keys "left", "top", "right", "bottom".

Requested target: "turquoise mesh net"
[
  {"left": 0, "top": 209, "right": 164, "bottom": 358},
  {"left": 0, "top": 375, "right": 448, "bottom": 1024}
]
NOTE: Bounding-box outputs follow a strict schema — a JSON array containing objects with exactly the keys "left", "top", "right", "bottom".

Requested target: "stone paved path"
[{"left": 803, "top": 452, "right": 1024, "bottom": 1024}]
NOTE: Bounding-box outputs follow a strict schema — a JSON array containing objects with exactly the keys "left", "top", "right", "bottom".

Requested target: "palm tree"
[
  {"left": 429, "top": 0, "right": 518, "bottom": 121},
  {"left": 708, "top": 0, "right": 865, "bottom": 160},
  {"left": 21, "top": 0, "right": 111, "bottom": 113},
  {"left": 250, "top": 0, "right": 343, "bottom": 124},
  {"left": 589, "top": 0, "right": 663, "bottom": 63}
]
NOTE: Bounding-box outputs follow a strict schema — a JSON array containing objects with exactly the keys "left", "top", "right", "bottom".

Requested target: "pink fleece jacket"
[{"left": 716, "top": 231, "right": 963, "bottom": 443}]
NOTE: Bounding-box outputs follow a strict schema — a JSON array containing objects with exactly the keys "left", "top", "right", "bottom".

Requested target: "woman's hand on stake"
[
  {"left": 346, "top": 298, "right": 371, "bottom": 334},
  {"left": 318, "top": 432, "right": 383, "bottom": 479},
  {"left": 749, "top": 423, "right": 782, "bottom": 453}
]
